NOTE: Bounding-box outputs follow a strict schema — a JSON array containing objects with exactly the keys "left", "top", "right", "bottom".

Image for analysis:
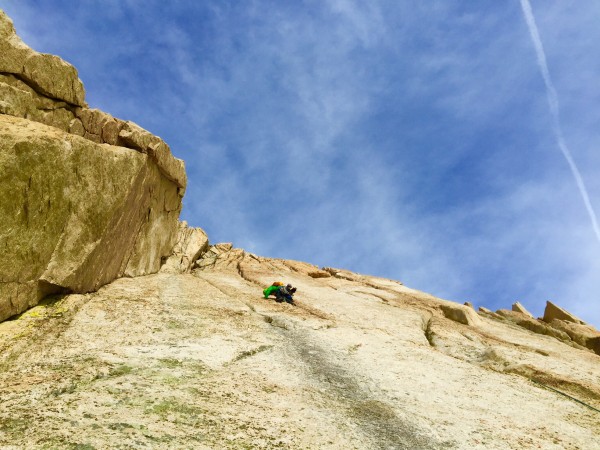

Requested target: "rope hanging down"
[{"left": 530, "top": 379, "right": 600, "bottom": 414}]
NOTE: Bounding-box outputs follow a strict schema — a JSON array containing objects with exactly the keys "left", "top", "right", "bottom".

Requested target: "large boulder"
[
  {"left": 0, "top": 10, "right": 187, "bottom": 321},
  {"left": 439, "top": 302, "right": 481, "bottom": 326},
  {"left": 0, "top": 116, "right": 182, "bottom": 321},
  {"left": 542, "top": 301, "right": 586, "bottom": 325}
]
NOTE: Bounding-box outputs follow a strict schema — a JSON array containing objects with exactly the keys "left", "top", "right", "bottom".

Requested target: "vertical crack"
[
  {"left": 422, "top": 314, "right": 436, "bottom": 347},
  {"left": 236, "top": 261, "right": 261, "bottom": 286}
]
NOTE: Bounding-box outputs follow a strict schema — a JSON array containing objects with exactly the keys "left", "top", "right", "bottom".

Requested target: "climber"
[
  {"left": 263, "top": 283, "right": 296, "bottom": 304},
  {"left": 275, "top": 284, "right": 296, "bottom": 304},
  {"left": 263, "top": 284, "right": 280, "bottom": 299}
]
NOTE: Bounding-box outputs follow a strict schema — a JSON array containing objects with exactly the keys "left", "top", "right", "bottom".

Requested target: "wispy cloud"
[{"left": 520, "top": 0, "right": 600, "bottom": 244}]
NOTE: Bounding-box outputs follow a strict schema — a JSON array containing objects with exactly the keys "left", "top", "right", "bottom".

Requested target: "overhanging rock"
[{"left": 0, "top": 9, "right": 187, "bottom": 321}]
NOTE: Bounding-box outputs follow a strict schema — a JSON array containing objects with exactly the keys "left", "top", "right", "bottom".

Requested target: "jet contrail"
[{"left": 520, "top": 0, "right": 600, "bottom": 243}]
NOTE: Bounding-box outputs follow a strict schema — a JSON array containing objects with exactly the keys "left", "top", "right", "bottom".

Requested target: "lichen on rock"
[{"left": 0, "top": 9, "right": 187, "bottom": 321}]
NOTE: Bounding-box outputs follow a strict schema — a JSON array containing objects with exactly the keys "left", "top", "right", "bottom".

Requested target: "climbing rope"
[{"left": 530, "top": 379, "right": 600, "bottom": 413}]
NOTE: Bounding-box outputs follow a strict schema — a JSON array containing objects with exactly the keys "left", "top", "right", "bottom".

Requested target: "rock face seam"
[
  {"left": 1, "top": 71, "right": 81, "bottom": 107},
  {"left": 423, "top": 314, "right": 436, "bottom": 347}
]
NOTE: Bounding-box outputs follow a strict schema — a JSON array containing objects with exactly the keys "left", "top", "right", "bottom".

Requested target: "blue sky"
[{"left": 2, "top": 1, "right": 599, "bottom": 326}]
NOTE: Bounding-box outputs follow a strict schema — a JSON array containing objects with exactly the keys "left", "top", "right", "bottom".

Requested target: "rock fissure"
[
  {"left": 236, "top": 261, "right": 261, "bottom": 287},
  {"left": 423, "top": 314, "right": 436, "bottom": 347},
  {"left": 229, "top": 345, "right": 274, "bottom": 364},
  {"left": 0, "top": 71, "right": 81, "bottom": 108}
]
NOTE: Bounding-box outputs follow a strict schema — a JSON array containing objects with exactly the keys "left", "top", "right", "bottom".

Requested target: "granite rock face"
[
  {"left": 0, "top": 11, "right": 185, "bottom": 190},
  {"left": 482, "top": 303, "right": 600, "bottom": 356},
  {"left": 439, "top": 302, "right": 481, "bottom": 326},
  {"left": 159, "top": 222, "right": 209, "bottom": 274},
  {"left": 0, "top": 10, "right": 186, "bottom": 321},
  {"left": 2, "top": 246, "right": 598, "bottom": 449},
  {"left": 0, "top": 11, "right": 85, "bottom": 107}
]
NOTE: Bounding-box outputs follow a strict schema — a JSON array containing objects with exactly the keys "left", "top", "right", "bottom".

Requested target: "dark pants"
[{"left": 275, "top": 291, "right": 293, "bottom": 303}]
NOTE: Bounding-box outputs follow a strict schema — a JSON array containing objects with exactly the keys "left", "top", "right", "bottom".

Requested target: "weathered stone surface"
[
  {"left": 512, "top": 301, "right": 533, "bottom": 318},
  {"left": 495, "top": 309, "right": 581, "bottom": 346},
  {"left": 543, "top": 300, "right": 586, "bottom": 325},
  {"left": 0, "top": 10, "right": 85, "bottom": 106},
  {"left": 74, "top": 108, "right": 122, "bottom": 146},
  {"left": 0, "top": 10, "right": 186, "bottom": 192},
  {"left": 478, "top": 306, "right": 505, "bottom": 320},
  {"left": 0, "top": 8, "right": 190, "bottom": 320},
  {"left": 118, "top": 121, "right": 186, "bottom": 189},
  {"left": 0, "top": 115, "right": 181, "bottom": 321},
  {"left": 308, "top": 270, "right": 331, "bottom": 278},
  {"left": 160, "top": 222, "right": 209, "bottom": 274},
  {"left": 0, "top": 247, "right": 599, "bottom": 449},
  {"left": 549, "top": 319, "right": 600, "bottom": 355},
  {"left": 323, "top": 267, "right": 358, "bottom": 281},
  {"left": 464, "top": 301, "right": 474, "bottom": 309},
  {"left": 439, "top": 302, "right": 482, "bottom": 326},
  {"left": 0, "top": 78, "right": 33, "bottom": 116}
]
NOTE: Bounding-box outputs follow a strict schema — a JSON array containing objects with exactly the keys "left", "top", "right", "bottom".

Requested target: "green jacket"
[{"left": 263, "top": 285, "right": 280, "bottom": 298}]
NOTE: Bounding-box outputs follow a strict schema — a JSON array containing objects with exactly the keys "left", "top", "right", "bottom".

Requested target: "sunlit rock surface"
[
  {"left": 0, "top": 10, "right": 185, "bottom": 321},
  {"left": 1, "top": 7, "right": 598, "bottom": 449},
  {"left": 0, "top": 246, "right": 598, "bottom": 449}
]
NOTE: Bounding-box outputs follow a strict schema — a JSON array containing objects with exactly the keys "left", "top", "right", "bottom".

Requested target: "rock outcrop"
[
  {"left": 439, "top": 302, "right": 481, "bottom": 326},
  {"left": 477, "top": 302, "right": 600, "bottom": 356},
  {"left": 542, "top": 300, "right": 586, "bottom": 325},
  {"left": 159, "top": 222, "right": 209, "bottom": 274},
  {"left": 0, "top": 245, "right": 598, "bottom": 449},
  {"left": 512, "top": 301, "right": 533, "bottom": 317},
  {"left": 1, "top": 8, "right": 598, "bottom": 449},
  {"left": 0, "top": 10, "right": 186, "bottom": 321}
]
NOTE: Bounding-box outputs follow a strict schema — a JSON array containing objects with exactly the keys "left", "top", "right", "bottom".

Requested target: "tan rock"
[
  {"left": 0, "top": 12, "right": 187, "bottom": 194},
  {"left": 118, "top": 121, "right": 186, "bottom": 189},
  {"left": 439, "top": 302, "right": 481, "bottom": 326},
  {"left": 512, "top": 301, "right": 533, "bottom": 318},
  {"left": 495, "top": 309, "right": 578, "bottom": 346},
  {"left": 0, "top": 79, "right": 34, "bottom": 117},
  {"left": 160, "top": 222, "right": 209, "bottom": 273},
  {"left": 478, "top": 306, "right": 504, "bottom": 320},
  {"left": 323, "top": 267, "right": 361, "bottom": 282},
  {"left": 2, "top": 248, "right": 598, "bottom": 449},
  {"left": 0, "top": 115, "right": 181, "bottom": 321},
  {"left": 308, "top": 270, "right": 331, "bottom": 279},
  {"left": 464, "top": 301, "right": 474, "bottom": 309},
  {"left": 68, "top": 118, "right": 85, "bottom": 136},
  {"left": 0, "top": 73, "right": 75, "bottom": 133},
  {"left": 0, "top": 10, "right": 85, "bottom": 106},
  {"left": 193, "top": 243, "right": 235, "bottom": 270},
  {"left": 543, "top": 301, "right": 586, "bottom": 325},
  {"left": 548, "top": 319, "right": 600, "bottom": 355}
]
